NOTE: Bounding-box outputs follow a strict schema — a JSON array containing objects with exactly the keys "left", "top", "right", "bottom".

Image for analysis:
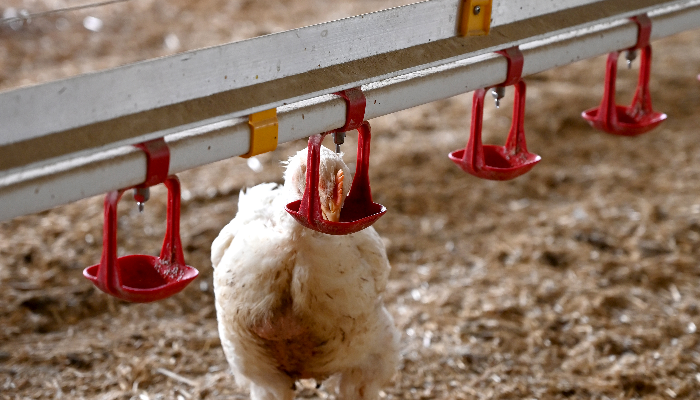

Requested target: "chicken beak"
[
  {"left": 321, "top": 169, "right": 344, "bottom": 222},
  {"left": 321, "top": 204, "right": 341, "bottom": 222}
]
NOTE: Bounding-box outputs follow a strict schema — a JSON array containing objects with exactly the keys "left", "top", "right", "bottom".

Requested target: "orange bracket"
[
  {"left": 241, "top": 108, "right": 278, "bottom": 158},
  {"left": 458, "top": 0, "right": 492, "bottom": 36}
]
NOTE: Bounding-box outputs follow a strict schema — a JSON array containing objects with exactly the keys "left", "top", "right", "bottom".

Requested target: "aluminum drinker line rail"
[{"left": 0, "top": 1, "right": 699, "bottom": 221}]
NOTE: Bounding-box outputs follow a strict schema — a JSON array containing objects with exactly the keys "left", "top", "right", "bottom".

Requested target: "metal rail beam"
[
  {"left": 0, "top": 0, "right": 689, "bottom": 175},
  {"left": 1, "top": 1, "right": 699, "bottom": 221},
  {"left": 1, "top": 0, "right": 604, "bottom": 143}
]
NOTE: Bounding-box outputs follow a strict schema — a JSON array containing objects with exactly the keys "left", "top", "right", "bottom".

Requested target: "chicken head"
[{"left": 283, "top": 146, "right": 352, "bottom": 222}]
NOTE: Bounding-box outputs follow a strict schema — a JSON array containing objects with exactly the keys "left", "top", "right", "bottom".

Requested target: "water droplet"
[
  {"left": 247, "top": 157, "right": 263, "bottom": 172},
  {"left": 411, "top": 289, "right": 421, "bottom": 301},
  {"left": 423, "top": 331, "right": 432, "bottom": 347},
  {"left": 83, "top": 16, "right": 103, "bottom": 32},
  {"left": 182, "top": 190, "right": 192, "bottom": 202},
  {"left": 164, "top": 33, "right": 181, "bottom": 51}
]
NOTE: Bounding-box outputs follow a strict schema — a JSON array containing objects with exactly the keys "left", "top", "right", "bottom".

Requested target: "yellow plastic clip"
[
  {"left": 458, "top": 0, "right": 492, "bottom": 36},
  {"left": 241, "top": 108, "right": 278, "bottom": 158}
]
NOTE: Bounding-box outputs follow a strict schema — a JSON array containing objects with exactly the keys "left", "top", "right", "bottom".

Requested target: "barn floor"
[{"left": 2, "top": 1, "right": 700, "bottom": 399}]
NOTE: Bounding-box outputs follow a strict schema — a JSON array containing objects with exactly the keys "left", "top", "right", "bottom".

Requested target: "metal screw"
[
  {"left": 491, "top": 86, "right": 505, "bottom": 108},
  {"left": 625, "top": 50, "right": 637, "bottom": 69},
  {"left": 473, "top": 5, "right": 481, "bottom": 15}
]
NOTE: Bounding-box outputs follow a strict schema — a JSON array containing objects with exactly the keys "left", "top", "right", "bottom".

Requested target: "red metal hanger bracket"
[
  {"left": 331, "top": 87, "right": 367, "bottom": 153},
  {"left": 630, "top": 14, "right": 651, "bottom": 51},
  {"left": 133, "top": 138, "right": 170, "bottom": 188},
  {"left": 495, "top": 46, "right": 524, "bottom": 87},
  {"left": 334, "top": 87, "right": 366, "bottom": 132}
]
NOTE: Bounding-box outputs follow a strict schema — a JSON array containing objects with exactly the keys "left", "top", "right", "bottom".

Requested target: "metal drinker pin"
[
  {"left": 333, "top": 131, "right": 345, "bottom": 153},
  {"left": 492, "top": 86, "right": 505, "bottom": 108},
  {"left": 133, "top": 187, "right": 150, "bottom": 212},
  {"left": 626, "top": 49, "right": 637, "bottom": 69}
]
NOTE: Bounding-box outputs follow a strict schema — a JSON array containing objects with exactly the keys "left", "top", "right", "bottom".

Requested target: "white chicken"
[{"left": 211, "top": 145, "right": 399, "bottom": 400}]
